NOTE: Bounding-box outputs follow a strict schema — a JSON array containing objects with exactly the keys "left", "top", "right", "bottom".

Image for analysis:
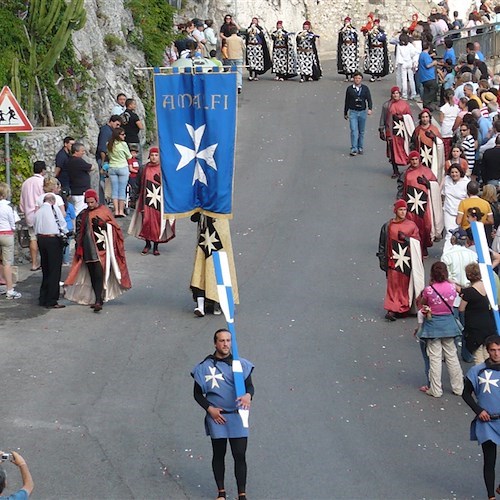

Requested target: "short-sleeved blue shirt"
[
  {"left": 0, "top": 488, "right": 29, "bottom": 500},
  {"left": 418, "top": 51, "right": 436, "bottom": 82}
]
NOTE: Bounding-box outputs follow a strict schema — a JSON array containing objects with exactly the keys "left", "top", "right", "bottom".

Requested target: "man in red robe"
[
  {"left": 128, "top": 147, "right": 175, "bottom": 255},
  {"left": 397, "top": 150, "right": 438, "bottom": 255},
  {"left": 65, "top": 189, "right": 131, "bottom": 312},
  {"left": 379, "top": 86, "right": 414, "bottom": 178},
  {"left": 377, "top": 199, "right": 423, "bottom": 321}
]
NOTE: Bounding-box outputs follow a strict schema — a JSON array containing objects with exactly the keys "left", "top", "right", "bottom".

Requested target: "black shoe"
[
  {"left": 358, "top": 149, "right": 363, "bottom": 155},
  {"left": 385, "top": 312, "right": 396, "bottom": 321}
]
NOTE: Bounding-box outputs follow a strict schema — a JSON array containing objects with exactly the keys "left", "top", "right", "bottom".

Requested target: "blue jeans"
[
  {"left": 348, "top": 109, "right": 367, "bottom": 152},
  {"left": 108, "top": 166, "right": 130, "bottom": 200},
  {"left": 227, "top": 59, "right": 243, "bottom": 89}
]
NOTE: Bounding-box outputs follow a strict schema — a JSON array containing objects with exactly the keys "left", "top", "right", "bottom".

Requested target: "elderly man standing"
[
  {"left": 33, "top": 193, "right": 68, "bottom": 309},
  {"left": 377, "top": 199, "right": 423, "bottom": 321},
  {"left": 379, "top": 86, "right": 414, "bottom": 178},
  {"left": 20, "top": 160, "right": 46, "bottom": 271}
]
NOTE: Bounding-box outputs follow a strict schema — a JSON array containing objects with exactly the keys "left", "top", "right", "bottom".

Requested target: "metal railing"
[{"left": 434, "top": 22, "right": 500, "bottom": 71}]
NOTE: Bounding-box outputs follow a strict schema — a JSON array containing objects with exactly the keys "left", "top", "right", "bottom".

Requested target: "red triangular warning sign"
[{"left": 0, "top": 86, "right": 33, "bottom": 133}]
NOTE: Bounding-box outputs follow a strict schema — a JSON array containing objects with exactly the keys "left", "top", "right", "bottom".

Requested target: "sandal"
[{"left": 216, "top": 490, "right": 226, "bottom": 499}]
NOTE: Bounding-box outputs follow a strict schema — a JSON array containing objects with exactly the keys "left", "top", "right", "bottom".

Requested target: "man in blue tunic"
[
  {"left": 192, "top": 329, "right": 254, "bottom": 500},
  {"left": 463, "top": 335, "right": 500, "bottom": 499}
]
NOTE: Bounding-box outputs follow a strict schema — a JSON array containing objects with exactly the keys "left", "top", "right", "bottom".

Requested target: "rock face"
[{"left": 22, "top": 0, "right": 147, "bottom": 168}]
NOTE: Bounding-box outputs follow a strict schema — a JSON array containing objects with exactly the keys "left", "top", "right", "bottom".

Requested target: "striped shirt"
[{"left": 461, "top": 134, "right": 476, "bottom": 171}]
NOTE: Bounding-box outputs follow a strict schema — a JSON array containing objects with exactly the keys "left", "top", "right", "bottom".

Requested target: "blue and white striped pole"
[
  {"left": 212, "top": 251, "right": 249, "bottom": 428},
  {"left": 470, "top": 221, "right": 500, "bottom": 333}
]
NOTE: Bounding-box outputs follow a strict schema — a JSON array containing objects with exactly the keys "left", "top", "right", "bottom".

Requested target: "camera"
[{"left": 1, "top": 453, "right": 12, "bottom": 461}]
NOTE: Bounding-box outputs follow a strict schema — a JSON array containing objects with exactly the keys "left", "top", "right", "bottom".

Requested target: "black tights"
[
  {"left": 144, "top": 240, "right": 158, "bottom": 251},
  {"left": 87, "top": 261, "right": 103, "bottom": 305},
  {"left": 211, "top": 437, "right": 247, "bottom": 495},
  {"left": 482, "top": 440, "right": 497, "bottom": 498}
]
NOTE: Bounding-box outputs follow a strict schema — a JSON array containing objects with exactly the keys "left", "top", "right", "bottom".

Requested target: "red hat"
[
  {"left": 390, "top": 86, "right": 400, "bottom": 94},
  {"left": 149, "top": 146, "right": 159, "bottom": 155},
  {"left": 344, "top": 17, "right": 351, "bottom": 23},
  {"left": 303, "top": 20, "right": 311, "bottom": 27},
  {"left": 374, "top": 19, "right": 380, "bottom": 23},
  {"left": 277, "top": 20, "right": 283, "bottom": 25},
  {"left": 368, "top": 12, "right": 374, "bottom": 18},
  {"left": 394, "top": 199, "right": 408, "bottom": 212},
  {"left": 84, "top": 189, "right": 98, "bottom": 201},
  {"left": 419, "top": 108, "right": 431, "bottom": 118},
  {"left": 408, "top": 151, "right": 420, "bottom": 160}
]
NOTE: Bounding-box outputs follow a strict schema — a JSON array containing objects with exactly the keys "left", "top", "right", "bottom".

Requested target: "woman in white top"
[
  {"left": 439, "top": 88, "right": 460, "bottom": 160},
  {"left": 395, "top": 33, "right": 418, "bottom": 100},
  {"left": 35, "top": 177, "right": 66, "bottom": 217},
  {"left": 441, "top": 164, "right": 469, "bottom": 253},
  {"left": 0, "top": 183, "right": 21, "bottom": 299}
]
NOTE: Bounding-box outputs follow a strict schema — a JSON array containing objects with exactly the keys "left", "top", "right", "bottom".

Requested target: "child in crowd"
[
  {"left": 209, "top": 49, "right": 223, "bottom": 68},
  {"left": 127, "top": 145, "right": 141, "bottom": 209},
  {"left": 62, "top": 190, "right": 75, "bottom": 266}
]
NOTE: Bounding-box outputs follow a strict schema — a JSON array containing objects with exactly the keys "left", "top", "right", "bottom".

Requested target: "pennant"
[
  {"left": 212, "top": 250, "right": 248, "bottom": 428},
  {"left": 154, "top": 72, "right": 237, "bottom": 217}
]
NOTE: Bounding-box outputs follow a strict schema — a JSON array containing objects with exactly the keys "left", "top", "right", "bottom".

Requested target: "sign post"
[{"left": 0, "top": 86, "right": 33, "bottom": 189}]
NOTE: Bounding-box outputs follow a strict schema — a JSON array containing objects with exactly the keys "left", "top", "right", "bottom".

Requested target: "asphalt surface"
[{"left": 1, "top": 60, "right": 485, "bottom": 499}]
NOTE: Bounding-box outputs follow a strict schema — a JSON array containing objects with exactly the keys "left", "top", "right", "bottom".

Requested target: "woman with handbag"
[
  {"left": 460, "top": 262, "right": 498, "bottom": 364},
  {"left": 417, "top": 261, "right": 464, "bottom": 398}
]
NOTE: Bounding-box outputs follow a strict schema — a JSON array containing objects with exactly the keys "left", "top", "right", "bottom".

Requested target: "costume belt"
[
  {"left": 248, "top": 42, "right": 260, "bottom": 45},
  {"left": 489, "top": 414, "right": 500, "bottom": 420},
  {"left": 297, "top": 48, "right": 312, "bottom": 53},
  {"left": 371, "top": 43, "right": 383, "bottom": 47},
  {"left": 343, "top": 41, "right": 355, "bottom": 44}
]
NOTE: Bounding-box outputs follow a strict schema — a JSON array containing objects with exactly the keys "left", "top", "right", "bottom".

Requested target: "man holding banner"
[{"left": 192, "top": 329, "right": 254, "bottom": 500}]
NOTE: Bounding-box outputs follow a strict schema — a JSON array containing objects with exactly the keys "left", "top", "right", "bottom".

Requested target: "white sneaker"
[
  {"left": 194, "top": 307, "right": 205, "bottom": 317},
  {"left": 213, "top": 304, "right": 222, "bottom": 315},
  {"left": 6, "top": 289, "right": 22, "bottom": 300}
]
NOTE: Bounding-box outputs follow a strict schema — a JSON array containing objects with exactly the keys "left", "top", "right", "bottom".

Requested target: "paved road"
[{"left": 1, "top": 60, "right": 483, "bottom": 499}]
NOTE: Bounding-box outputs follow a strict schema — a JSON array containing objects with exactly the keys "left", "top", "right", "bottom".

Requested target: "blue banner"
[{"left": 154, "top": 71, "right": 237, "bottom": 217}]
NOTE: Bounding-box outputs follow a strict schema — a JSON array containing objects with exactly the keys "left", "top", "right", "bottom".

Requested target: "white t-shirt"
[
  {"left": 439, "top": 103, "right": 460, "bottom": 138},
  {"left": 441, "top": 175, "right": 469, "bottom": 216}
]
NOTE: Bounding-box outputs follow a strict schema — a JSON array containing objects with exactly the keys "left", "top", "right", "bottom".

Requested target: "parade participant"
[
  {"left": 65, "top": 189, "right": 131, "bottom": 312},
  {"left": 33, "top": 193, "right": 68, "bottom": 309},
  {"left": 408, "top": 13, "right": 419, "bottom": 33},
  {"left": 397, "top": 151, "right": 441, "bottom": 255},
  {"left": 378, "top": 86, "right": 414, "bottom": 178},
  {"left": 296, "top": 21, "right": 321, "bottom": 82},
  {"left": 344, "top": 71, "right": 373, "bottom": 156},
  {"left": 128, "top": 147, "right": 175, "bottom": 256},
  {"left": 245, "top": 17, "right": 271, "bottom": 81},
  {"left": 271, "top": 21, "right": 297, "bottom": 81},
  {"left": 364, "top": 19, "right": 390, "bottom": 82},
  {"left": 377, "top": 199, "right": 423, "bottom": 321},
  {"left": 190, "top": 213, "right": 238, "bottom": 317},
  {"left": 411, "top": 108, "right": 444, "bottom": 180},
  {"left": 191, "top": 329, "right": 254, "bottom": 500},
  {"left": 337, "top": 17, "right": 359, "bottom": 82},
  {"left": 441, "top": 165, "right": 469, "bottom": 253},
  {"left": 360, "top": 12, "right": 374, "bottom": 35},
  {"left": 463, "top": 335, "right": 500, "bottom": 500},
  {"left": 417, "top": 261, "right": 464, "bottom": 398},
  {"left": 20, "top": 160, "right": 46, "bottom": 271}
]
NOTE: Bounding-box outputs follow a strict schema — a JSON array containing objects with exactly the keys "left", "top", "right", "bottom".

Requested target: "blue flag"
[{"left": 154, "top": 71, "right": 237, "bottom": 217}]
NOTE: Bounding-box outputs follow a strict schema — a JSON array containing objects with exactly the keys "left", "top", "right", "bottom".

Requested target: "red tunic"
[
  {"left": 385, "top": 99, "right": 412, "bottom": 166},
  {"left": 384, "top": 218, "right": 420, "bottom": 313},
  {"left": 412, "top": 124, "right": 442, "bottom": 169},
  {"left": 135, "top": 162, "right": 175, "bottom": 244},
  {"left": 403, "top": 164, "right": 437, "bottom": 251}
]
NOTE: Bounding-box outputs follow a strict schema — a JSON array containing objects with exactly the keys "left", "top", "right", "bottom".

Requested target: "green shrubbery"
[{"left": 0, "top": 136, "right": 33, "bottom": 205}]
